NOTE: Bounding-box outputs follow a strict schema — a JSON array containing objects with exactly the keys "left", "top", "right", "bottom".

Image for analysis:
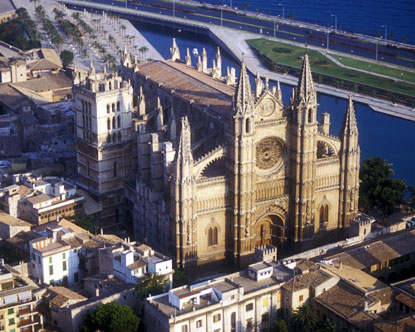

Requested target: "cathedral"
[{"left": 74, "top": 39, "right": 360, "bottom": 268}]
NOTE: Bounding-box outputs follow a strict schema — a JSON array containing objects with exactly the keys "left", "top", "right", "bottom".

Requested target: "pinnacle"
[
  {"left": 234, "top": 61, "right": 252, "bottom": 112},
  {"left": 295, "top": 53, "right": 316, "bottom": 106},
  {"left": 341, "top": 94, "right": 358, "bottom": 136}
]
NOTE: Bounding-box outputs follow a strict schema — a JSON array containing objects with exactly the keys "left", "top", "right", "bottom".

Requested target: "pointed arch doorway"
[{"left": 255, "top": 214, "right": 286, "bottom": 247}]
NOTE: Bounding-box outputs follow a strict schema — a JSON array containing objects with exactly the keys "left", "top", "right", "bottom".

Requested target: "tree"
[
  {"left": 60, "top": 50, "right": 74, "bottom": 67},
  {"left": 173, "top": 269, "right": 188, "bottom": 288},
  {"left": 268, "top": 319, "right": 288, "bottom": 332},
  {"left": 290, "top": 303, "right": 319, "bottom": 332},
  {"left": 317, "top": 319, "right": 339, "bottom": 332},
  {"left": 406, "top": 185, "right": 415, "bottom": 213},
  {"left": 80, "top": 302, "right": 139, "bottom": 332},
  {"left": 288, "top": 13, "right": 295, "bottom": 20},
  {"left": 71, "top": 213, "right": 95, "bottom": 233},
  {"left": 137, "top": 274, "right": 168, "bottom": 299},
  {"left": 359, "top": 157, "right": 406, "bottom": 219}
]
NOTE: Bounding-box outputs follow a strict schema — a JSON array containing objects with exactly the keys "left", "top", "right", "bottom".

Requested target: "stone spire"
[
  {"left": 215, "top": 47, "right": 222, "bottom": 77},
  {"left": 264, "top": 74, "right": 269, "bottom": 91},
  {"left": 156, "top": 97, "right": 164, "bottom": 131},
  {"left": 276, "top": 81, "right": 282, "bottom": 101},
  {"left": 185, "top": 48, "right": 191, "bottom": 66},
  {"left": 175, "top": 116, "right": 193, "bottom": 169},
  {"left": 341, "top": 94, "right": 358, "bottom": 138},
  {"left": 170, "top": 38, "right": 180, "bottom": 62},
  {"left": 294, "top": 53, "right": 317, "bottom": 107},
  {"left": 255, "top": 71, "right": 263, "bottom": 98},
  {"left": 226, "top": 66, "right": 236, "bottom": 85},
  {"left": 88, "top": 60, "right": 95, "bottom": 76},
  {"left": 196, "top": 56, "right": 202, "bottom": 72},
  {"left": 233, "top": 61, "right": 253, "bottom": 117},
  {"left": 201, "top": 48, "right": 208, "bottom": 73},
  {"left": 138, "top": 86, "right": 146, "bottom": 117}
]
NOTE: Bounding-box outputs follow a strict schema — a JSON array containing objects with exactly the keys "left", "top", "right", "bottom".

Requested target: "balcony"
[
  {"left": 19, "top": 307, "right": 38, "bottom": 316},
  {"left": 18, "top": 315, "right": 40, "bottom": 328}
]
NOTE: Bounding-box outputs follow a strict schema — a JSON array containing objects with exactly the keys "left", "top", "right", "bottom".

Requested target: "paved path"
[{"left": 11, "top": 0, "right": 163, "bottom": 71}]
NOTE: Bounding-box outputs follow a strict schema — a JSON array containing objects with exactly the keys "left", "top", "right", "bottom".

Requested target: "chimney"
[
  {"left": 364, "top": 301, "right": 368, "bottom": 312},
  {"left": 338, "top": 261, "right": 342, "bottom": 269}
]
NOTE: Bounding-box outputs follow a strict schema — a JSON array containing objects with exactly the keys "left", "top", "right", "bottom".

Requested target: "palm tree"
[
  {"left": 290, "top": 303, "right": 319, "bottom": 332},
  {"left": 141, "top": 46, "right": 149, "bottom": 61},
  {"left": 317, "top": 319, "right": 339, "bottom": 332}
]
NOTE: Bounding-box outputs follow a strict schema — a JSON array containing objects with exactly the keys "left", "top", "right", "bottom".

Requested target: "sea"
[{"left": 131, "top": 0, "right": 415, "bottom": 186}]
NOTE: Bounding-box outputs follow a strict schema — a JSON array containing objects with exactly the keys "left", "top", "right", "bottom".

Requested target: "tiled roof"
[
  {"left": 282, "top": 268, "right": 331, "bottom": 292},
  {"left": 137, "top": 61, "right": 234, "bottom": 119}
]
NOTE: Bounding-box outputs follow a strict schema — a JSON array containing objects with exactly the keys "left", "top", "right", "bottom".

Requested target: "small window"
[
  {"left": 299, "top": 295, "right": 303, "bottom": 302},
  {"left": 9, "top": 318, "right": 15, "bottom": 325},
  {"left": 114, "top": 162, "right": 117, "bottom": 178},
  {"left": 181, "top": 325, "right": 188, "bottom": 332},
  {"left": 62, "top": 252, "right": 66, "bottom": 259},
  {"left": 196, "top": 320, "right": 202, "bottom": 328},
  {"left": 117, "top": 101, "right": 120, "bottom": 112},
  {"left": 74, "top": 272, "right": 79, "bottom": 283},
  {"left": 49, "top": 257, "right": 52, "bottom": 264},
  {"left": 107, "top": 104, "right": 110, "bottom": 113},
  {"left": 213, "top": 313, "right": 221, "bottom": 322},
  {"left": 8, "top": 308, "right": 14, "bottom": 314},
  {"left": 246, "top": 303, "right": 253, "bottom": 311},
  {"left": 62, "top": 261, "right": 67, "bottom": 271},
  {"left": 49, "top": 265, "right": 54, "bottom": 275}
]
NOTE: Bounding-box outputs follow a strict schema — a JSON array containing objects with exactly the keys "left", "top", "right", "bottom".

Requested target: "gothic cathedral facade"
[{"left": 75, "top": 41, "right": 360, "bottom": 267}]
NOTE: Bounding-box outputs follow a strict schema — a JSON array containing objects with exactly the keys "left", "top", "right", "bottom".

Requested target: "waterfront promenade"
[{"left": 63, "top": 0, "right": 415, "bottom": 122}]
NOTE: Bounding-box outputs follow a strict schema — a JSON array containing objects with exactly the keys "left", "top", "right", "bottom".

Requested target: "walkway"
[{"left": 11, "top": 0, "right": 163, "bottom": 71}]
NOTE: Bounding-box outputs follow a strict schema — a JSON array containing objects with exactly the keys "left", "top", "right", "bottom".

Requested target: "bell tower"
[
  {"left": 171, "top": 116, "right": 197, "bottom": 267},
  {"left": 228, "top": 62, "right": 257, "bottom": 264},
  {"left": 289, "top": 54, "right": 319, "bottom": 243},
  {"left": 338, "top": 95, "right": 360, "bottom": 229}
]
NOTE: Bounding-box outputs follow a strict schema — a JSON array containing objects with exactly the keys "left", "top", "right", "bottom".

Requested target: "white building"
[
  {"left": 29, "top": 225, "right": 86, "bottom": 285},
  {"left": 99, "top": 242, "right": 173, "bottom": 285}
]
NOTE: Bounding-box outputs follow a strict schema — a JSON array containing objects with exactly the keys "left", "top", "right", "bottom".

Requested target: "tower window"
[
  {"left": 117, "top": 115, "right": 121, "bottom": 128},
  {"left": 109, "top": 81, "right": 112, "bottom": 90},
  {"left": 246, "top": 118, "right": 251, "bottom": 134},
  {"left": 118, "top": 131, "right": 122, "bottom": 141},
  {"left": 308, "top": 109, "right": 312, "bottom": 123},
  {"left": 107, "top": 118, "right": 111, "bottom": 130},
  {"left": 107, "top": 104, "right": 110, "bottom": 113},
  {"left": 112, "top": 103, "right": 115, "bottom": 113},
  {"left": 112, "top": 117, "right": 116, "bottom": 129},
  {"left": 114, "top": 161, "right": 117, "bottom": 177},
  {"left": 117, "top": 101, "right": 120, "bottom": 112},
  {"left": 208, "top": 227, "right": 218, "bottom": 246},
  {"left": 320, "top": 205, "right": 329, "bottom": 224},
  {"left": 87, "top": 161, "right": 90, "bottom": 176}
]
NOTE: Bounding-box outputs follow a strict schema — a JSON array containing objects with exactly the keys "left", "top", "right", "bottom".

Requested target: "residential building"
[
  {"left": 145, "top": 260, "right": 293, "bottom": 332},
  {"left": 44, "top": 274, "right": 137, "bottom": 332},
  {"left": 0, "top": 261, "right": 42, "bottom": 332},
  {"left": 0, "top": 211, "right": 31, "bottom": 239},
  {"left": 29, "top": 224, "right": 87, "bottom": 285}
]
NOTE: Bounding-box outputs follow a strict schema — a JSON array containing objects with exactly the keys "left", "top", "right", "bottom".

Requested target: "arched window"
[
  {"left": 208, "top": 228, "right": 213, "bottom": 246},
  {"left": 112, "top": 117, "right": 116, "bottom": 129},
  {"left": 107, "top": 118, "right": 111, "bottom": 130},
  {"left": 113, "top": 161, "right": 117, "bottom": 178},
  {"left": 320, "top": 205, "right": 329, "bottom": 224},
  {"left": 213, "top": 227, "right": 218, "bottom": 245},
  {"left": 112, "top": 103, "right": 115, "bottom": 113},
  {"left": 109, "top": 81, "right": 112, "bottom": 90},
  {"left": 107, "top": 104, "right": 110, "bottom": 113},
  {"left": 117, "top": 101, "right": 120, "bottom": 112},
  {"left": 82, "top": 100, "right": 85, "bottom": 111},
  {"left": 117, "top": 115, "right": 121, "bottom": 128},
  {"left": 308, "top": 109, "right": 313, "bottom": 123}
]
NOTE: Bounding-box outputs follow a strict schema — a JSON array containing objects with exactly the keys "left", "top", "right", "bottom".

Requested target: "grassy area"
[
  {"left": 332, "top": 55, "right": 415, "bottom": 83},
  {"left": 248, "top": 39, "right": 415, "bottom": 97}
]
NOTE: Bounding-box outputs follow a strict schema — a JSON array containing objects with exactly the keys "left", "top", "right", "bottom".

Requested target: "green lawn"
[
  {"left": 248, "top": 39, "right": 415, "bottom": 97},
  {"left": 332, "top": 55, "right": 415, "bottom": 83}
]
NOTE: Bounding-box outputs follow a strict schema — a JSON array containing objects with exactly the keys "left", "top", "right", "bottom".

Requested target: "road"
[
  {"left": 64, "top": 0, "right": 415, "bottom": 121},
  {"left": 80, "top": 0, "right": 415, "bottom": 69}
]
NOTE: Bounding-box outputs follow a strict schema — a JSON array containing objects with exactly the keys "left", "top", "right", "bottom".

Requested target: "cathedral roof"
[{"left": 137, "top": 61, "right": 234, "bottom": 118}]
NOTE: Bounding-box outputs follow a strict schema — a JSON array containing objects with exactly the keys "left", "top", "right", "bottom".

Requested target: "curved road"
[{"left": 80, "top": 0, "right": 415, "bottom": 68}]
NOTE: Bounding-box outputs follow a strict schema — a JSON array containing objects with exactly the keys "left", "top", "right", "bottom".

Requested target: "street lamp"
[
  {"left": 278, "top": 3, "right": 284, "bottom": 19},
  {"left": 331, "top": 14, "right": 337, "bottom": 31},
  {"left": 382, "top": 25, "right": 387, "bottom": 41},
  {"left": 273, "top": 15, "right": 280, "bottom": 38}
]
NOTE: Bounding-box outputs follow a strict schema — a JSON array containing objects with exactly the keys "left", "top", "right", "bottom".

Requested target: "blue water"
[
  {"left": 133, "top": 21, "right": 415, "bottom": 186},
  {"left": 204, "top": 0, "right": 415, "bottom": 44}
]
